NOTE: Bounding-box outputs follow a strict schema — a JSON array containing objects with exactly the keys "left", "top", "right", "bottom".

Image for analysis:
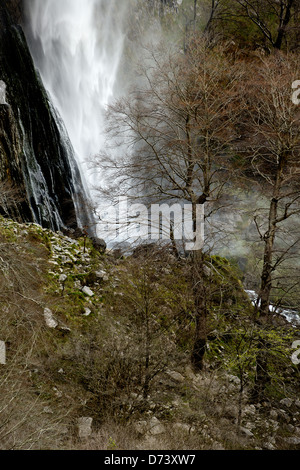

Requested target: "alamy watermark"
[
  {"left": 291, "top": 340, "right": 300, "bottom": 365},
  {"left": 292, "top": 80, "right": 300, "bottom": 105},
  {"left": 97, "top": 197, "right": 204, "bottom": 251},
  {"left": 0, "top": 341, "right": 6, "bottom": 365}
]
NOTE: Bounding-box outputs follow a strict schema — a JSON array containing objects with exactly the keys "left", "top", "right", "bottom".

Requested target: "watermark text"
[
  {"left": 97, "top": 197, "right": 204, "bottom": 251},
  {"left": 292, "top": 80, "right": 300, "bottom": 105}
]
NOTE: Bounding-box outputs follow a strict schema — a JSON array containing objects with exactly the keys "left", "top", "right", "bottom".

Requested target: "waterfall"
[{"left": 25, "top": 0, "right": 129, "bottom": 200}]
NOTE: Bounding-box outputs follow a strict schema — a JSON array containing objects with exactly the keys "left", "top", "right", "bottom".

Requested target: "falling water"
[
  {"left": 245, "top": 290, "right": 300, "bottom": 326},
  {"left": 25, "top": 0, "right": 129, "bottom": 195}
]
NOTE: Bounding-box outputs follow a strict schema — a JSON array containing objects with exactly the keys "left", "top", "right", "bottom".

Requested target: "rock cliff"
[{"left": 0, "top": 0, "right": 93, "bottom": 233}]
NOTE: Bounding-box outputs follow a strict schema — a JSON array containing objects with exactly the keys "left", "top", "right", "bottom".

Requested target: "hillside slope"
[{"left": 0, "top": 216, "right": 299, "bottom": 450}]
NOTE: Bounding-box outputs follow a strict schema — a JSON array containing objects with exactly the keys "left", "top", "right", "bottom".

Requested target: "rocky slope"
[{"left": 0, "top": 215, "right": 299, "bottom": 450}]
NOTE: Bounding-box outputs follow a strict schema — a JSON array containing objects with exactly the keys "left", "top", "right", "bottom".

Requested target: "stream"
[{"left": 245, "top": 290, "right": 300, "bottom": 327}]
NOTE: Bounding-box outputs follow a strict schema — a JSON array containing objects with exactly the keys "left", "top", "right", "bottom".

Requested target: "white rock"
[
  {"left": 269, "top": 420, "right": 279, "bottom": 431},
  {"left": 203, "top": 265, "right": 212, "bottom": 277},
  {"left": 134, "top": 421, "right": 148, "bottom": 435},
  {"left": 263, "top": 442, "right": 276, "bottom": 450},
  {"left": 240, "top": 427, "right": 254, "bottom": 438},
  {"left": 59, "top": 274, "right": 67, "bottom": 283},
  {"left": 173, "top": 423, "right": 195, "bottom": 434},
  {"left": 48, "top": 260, "right": 59, "bottom": 266},
  {"left": 95, "top": 270, "right": 107, "bottom": 279},
  {"left": 270, "top": 410, "right": 278, "bottom": 419},
  {"left": 244, "top": 422, "right": 255, "bottom": 431},
  {"left": 82, "top": 286, "right": 94, "bottom": 297},
  {"left": 227, "top": 374, "right": 241, "bottom": 385},
  {"left": 83, "top": 308, "right": 91, "bottom": 317},
  {"left": 244, "top": 404, "right": 256, "bottom": 416},
  {"left": 43, "top": 407, "right": 54, "bottom": 414},
  {"left": 284, "top": 437, "right": 300, "bottom": 446},
  {"left": 43, "top": 308, "right": 58, "bottom": 329},
  {"left": 280, "top": 398, "right": 293, "bottom": 408},
  {"left": 78, "top": 417, "right": 93, "bottom": 439},
  {"left": 166, "top": 370, "right": 185, "bottom": 383},
  {"left": 149, "top": 417, "right": 165, "bottom": 436}
]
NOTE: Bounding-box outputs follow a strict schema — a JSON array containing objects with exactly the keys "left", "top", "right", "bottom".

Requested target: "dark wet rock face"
[
  {"left": 0, "top": 1, "right": 93, "bottom": 232},
  {"left": 4, "top": 0, "right": 23, "bottom": 24}
]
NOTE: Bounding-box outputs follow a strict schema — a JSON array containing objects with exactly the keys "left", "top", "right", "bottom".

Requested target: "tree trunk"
[
  {"left": 257, "top": 197, "right": 278, "bottom": 318},
  {"left": 257, "top": 152, "right": 286, "bottom": 318},
  {"left": 253, "top": 199, "right": 279, "bottom": 400},
  {"left": 253, "top": 155, "right": 285, "bottom": 399},
  {"left": 143, "top": 301, "right": 151, "bottom": 399},
  {"left": 252, "top": 340, "right": 271, "bottom": 401},
  {"left": 274, "top": 0, "right": 294, "bottom": 50},
  {"left": 191, "top": 249, "right": 208, "bottom": 371}
]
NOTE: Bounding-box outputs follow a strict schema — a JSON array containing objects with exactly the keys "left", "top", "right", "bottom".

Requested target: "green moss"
[{"left": 27, "top": 229, "right": 52, "bottom": 252}]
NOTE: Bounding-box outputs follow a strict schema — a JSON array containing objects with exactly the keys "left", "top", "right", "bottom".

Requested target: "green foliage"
[{"left": 27, "top": 227, "right": 52, "bottom": 253}]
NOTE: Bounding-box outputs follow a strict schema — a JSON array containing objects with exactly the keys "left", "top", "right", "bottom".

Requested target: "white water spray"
[{"left": 26, "top": 0, "right": 128, "bottom": 193}]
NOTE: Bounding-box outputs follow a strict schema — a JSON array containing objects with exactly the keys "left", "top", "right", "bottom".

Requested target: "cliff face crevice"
[{"left": 0, "top": 1, "right": 93, "bottom": 233}]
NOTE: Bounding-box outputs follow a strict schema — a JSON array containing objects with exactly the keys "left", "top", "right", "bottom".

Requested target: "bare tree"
[
  {"left": 235, "top": 53, "right": 300, "bottom": 397},
  {"left": 93, "top": 38, "right": 242, "bottom": 370},
  {"left": 203, "top": 0, "right": 222, "bottom": 34},
  {"left": 237, "top": 54, "right": 300, "bottom": 319},
  {"left": 0, "top": 180, "right": 23, "bottom": 221}
]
